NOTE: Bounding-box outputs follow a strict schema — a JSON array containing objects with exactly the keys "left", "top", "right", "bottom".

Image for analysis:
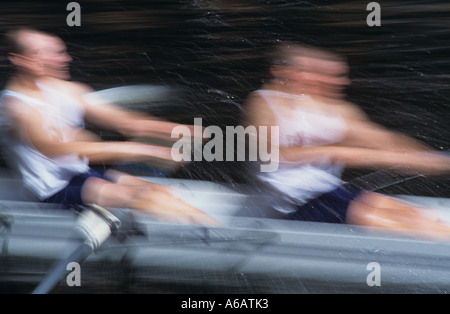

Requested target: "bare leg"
[
  {"left": 346, "top": 191, "right": 450, "bottom": 240},
  {"left": 354, "top": 191, "right": 427, "bottom": 212},
  {"left": 80, "top": 172, "right": 220, "bottom": 226},
  {"left": 103, "top": 169, "right": 166, "bottom": 187}
]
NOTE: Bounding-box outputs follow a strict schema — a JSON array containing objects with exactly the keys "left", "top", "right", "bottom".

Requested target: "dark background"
[{"left": 0, "top": 0, "right": 449, "bottom": 196}]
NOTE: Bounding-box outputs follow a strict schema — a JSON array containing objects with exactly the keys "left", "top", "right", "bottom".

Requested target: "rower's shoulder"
[
  {"left": 38, "top": 78, "right": 93, "bottom": 98},
  {"left": 243, "top": 89, "right": 279, "bottom": 126},
  {"left": 57, "top": 80, "right": 94, "bottom": 97},
  {"left": 323, "top": 98, "right": 369, "bottom": 121}
]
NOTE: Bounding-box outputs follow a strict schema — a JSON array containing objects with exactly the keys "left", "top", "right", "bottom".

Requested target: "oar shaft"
[{"left": 32, "top": 242, "right": 93, "bottom": 294}]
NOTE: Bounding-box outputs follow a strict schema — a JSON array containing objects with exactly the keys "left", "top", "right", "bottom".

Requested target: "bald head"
[{"left": 5, "top": 27, "right": 50, "bottom": 55}]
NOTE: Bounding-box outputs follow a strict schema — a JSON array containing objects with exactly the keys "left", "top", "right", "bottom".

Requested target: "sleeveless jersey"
[
  {"left": 255, "top": 89, "right": 348, "bottom": 214},
  {"left": 0, "top": 83, "right": 90, "bottom": 199}
]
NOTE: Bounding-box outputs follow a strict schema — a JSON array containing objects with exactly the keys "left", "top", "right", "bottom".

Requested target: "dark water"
[{"left": 0, "top": 0, "right": 449, "bottom": 195}]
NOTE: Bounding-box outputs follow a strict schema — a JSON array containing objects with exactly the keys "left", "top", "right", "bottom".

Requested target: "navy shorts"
[
  {"left": 43, "top": 167, "right": 110, "bottom": 207},
  {"left": 288, "top": 184, "right": 363, "bottom": 224}
]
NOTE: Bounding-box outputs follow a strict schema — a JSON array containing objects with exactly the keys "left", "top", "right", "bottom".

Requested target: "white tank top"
[
  {"left": 255, "top": 89, "right": 348, "bottom": 214},
  {"left": 0, "top": 83, "right": 90, "bottom": 200}
]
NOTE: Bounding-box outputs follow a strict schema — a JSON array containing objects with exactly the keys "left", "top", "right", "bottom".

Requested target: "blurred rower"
[
  {"left": 0, "top": 27, "right": 219, "bottom": 226},
  {"left": 243, "top": 42, "right": 450, "bottom": 240}
]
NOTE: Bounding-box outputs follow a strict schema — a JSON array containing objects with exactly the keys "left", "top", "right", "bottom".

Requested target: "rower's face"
[
  {"left": 284, "top": 56, "right": 350, "bottom": 99},
  {"left": 35, "top": 35, "right": 72, "bottom": 80},
  {"left": 17, "top": 32, "right": 72, "bottom": 79}
]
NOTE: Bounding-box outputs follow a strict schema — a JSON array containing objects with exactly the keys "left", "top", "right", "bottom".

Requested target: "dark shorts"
[
  {"left": 288, "top": 184, "right": 363, "bottom": 224},
  {"left": 42, "top": 167, "right": 110, "bottom": 207}
]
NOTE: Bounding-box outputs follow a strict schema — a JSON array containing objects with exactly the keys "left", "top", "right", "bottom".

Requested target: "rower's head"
[
  {"left": 269, "top": 42, "right": 350, "bottom": 99},
  {"left": 5, "top": 27, "right": 72, "bottom": 80}
]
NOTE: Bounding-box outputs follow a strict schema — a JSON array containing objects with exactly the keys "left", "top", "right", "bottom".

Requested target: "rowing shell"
[{"left": 1, "top": 173, "right": 450, "bottom": 294}]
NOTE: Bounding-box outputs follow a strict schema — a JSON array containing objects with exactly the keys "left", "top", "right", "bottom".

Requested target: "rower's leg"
[
  {"left": 346, "top": 191, "right": 450, "bottom": 240},
  {"left": 353, "top": 191, "right": 428, "bottom": 212},
  {"left": 103, "top": 169, "right": 168, "bottom": 187},
  {"left": 80, "top": 175, "right": 220, "bottom": 226}
]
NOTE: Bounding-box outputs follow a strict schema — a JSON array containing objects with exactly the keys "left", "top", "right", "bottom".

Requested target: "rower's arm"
[
  {"left": 336, "top": 100, "right": 432, "bottom": 152},
  {"left": 242, "top": 92, "right": 279, "bottom": 151},
  {"left": 72, "top": 83, "right": 193, "bottom": 141},
  {"left": 8, "top": 98, "right": 174, "bottom": 164},
  {"left": 280, "top": 145, "right": 450, "bottom": 176},
  {"left": 340, "top": 119, "right": 433, "bottom": 152}
]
